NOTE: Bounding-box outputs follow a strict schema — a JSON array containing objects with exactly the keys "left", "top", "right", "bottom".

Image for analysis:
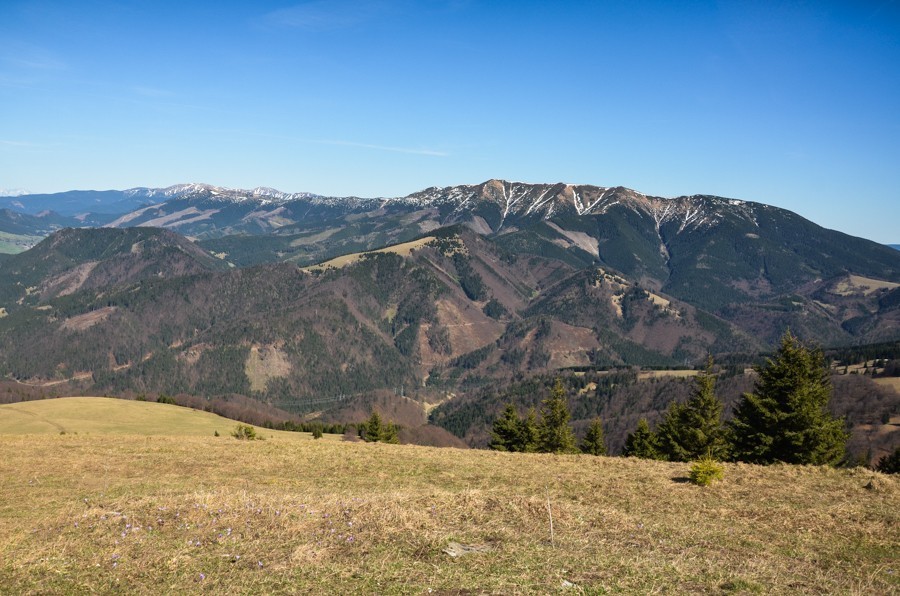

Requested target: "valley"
[{"left": 0, "top": 181, "right": 898, "bottom": 464}]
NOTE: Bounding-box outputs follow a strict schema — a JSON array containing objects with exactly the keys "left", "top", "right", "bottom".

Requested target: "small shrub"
[
  {"left": 312, "top": 426, "right": 323, "bottom": 440},
  {"left": 214, "top": 430, "right": 220, "bottom": 437},
  {"left": 689, "top": 456, "right": 724, "bottom": 486},
  {"left": 231, "top": 424, "right": 259, "bottom": 441}
]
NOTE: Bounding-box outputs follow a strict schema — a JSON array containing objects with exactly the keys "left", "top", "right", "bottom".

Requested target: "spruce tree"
[
  {"left": 380, "top": 421, "right": 400, "bottom": 444},
  {"left": 656, "top": 357, "right": 728, "bottom": 461},
  {"left": 518, "top": 407, "right": 539, "bottom": 453},
  {"left": 581, "top": 417, "right": 607, "bottom": 456},
  {"left": 363, "top": 411, "right": 383, "bottom": 443},
  {"left": 537, "top": 378, "right": 578, "bottom": 453},
  {"left": 490, "top": 404, "right": 522, "bottom": 452},
  {"left": 623, "top": 418, "right": 661, "bottom": 459},
  {"left": 729, "top": 331, "right": 848, "bottom": 465}
]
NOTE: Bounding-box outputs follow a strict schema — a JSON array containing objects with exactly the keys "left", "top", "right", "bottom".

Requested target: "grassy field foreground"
[{"left": 0, "top": 404, "right": 898, "bottom": 593}]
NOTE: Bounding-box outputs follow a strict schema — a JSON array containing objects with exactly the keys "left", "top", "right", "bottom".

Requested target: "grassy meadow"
[
  {"left": 0, "top": 397, "right": 319, "bottom": 440},
  {"left": 302, "top": 236, "right": 436, "bottom": 271},
  {"left": 0, "top": 399, "right": 897, "bottom": 594}
]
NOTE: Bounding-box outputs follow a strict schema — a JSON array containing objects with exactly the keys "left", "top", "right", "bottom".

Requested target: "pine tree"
[
  {"left": 363, "top": 411, "right": 383, "bottom": 443},
  {"left": 656, "top": 357, "right": 729, "bottom": 461},
  {"left": 380, "top": 421, "right": 400, "bottom": 444},
  {"left": 623, "top": 418, "right": 661, "bottom": 459},
  {"left": 537, "top": 378, "right": 578, "bottom": 454},
  {"left": 518, "top": 407, "right": 539, "bottom": 453},
  {"left": 363, "top": 411, "right": 400, "bottom": 443},
  {"left": 490, "top": 404, "right": 522, "bottom": 452},
  {"left": 729, "top": 331, "right": 848, "bottom": 465},
  {"left": 581, "top": 417, "right": 607, "bottom": 456}
]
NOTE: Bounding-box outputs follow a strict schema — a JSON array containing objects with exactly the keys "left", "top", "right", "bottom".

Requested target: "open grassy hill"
[
  {"left": 0, "top": 397, "right": 318, "bottom": 440},
  {"left": 0, "top": 399, "right": 897, "bottom": 593}
]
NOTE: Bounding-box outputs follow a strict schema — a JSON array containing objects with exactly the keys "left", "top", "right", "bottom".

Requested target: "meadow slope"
[
  {"left": 0, "top": 399, "right": 897, "bottom": 594},
  {"left": 0, "top": 397, "right": 314, "bottom": 439}
]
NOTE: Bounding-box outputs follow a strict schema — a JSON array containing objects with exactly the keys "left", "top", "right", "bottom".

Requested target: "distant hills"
[{"left": 0, "top": 180, "right": 898, "bottom": 455}]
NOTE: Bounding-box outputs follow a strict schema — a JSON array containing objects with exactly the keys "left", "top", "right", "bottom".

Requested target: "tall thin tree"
[{"left": 538, "top": 378, "right": 578, "bottom": 454}]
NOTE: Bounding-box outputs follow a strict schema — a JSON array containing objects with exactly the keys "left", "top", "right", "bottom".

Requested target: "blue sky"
[{"left": 1, "top": 1, "right": 898, "bottom": 242}]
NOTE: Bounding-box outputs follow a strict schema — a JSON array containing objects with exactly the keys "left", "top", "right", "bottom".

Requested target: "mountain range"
[{"left": 0, "top": 180, "right": 898, "bottom": 455}]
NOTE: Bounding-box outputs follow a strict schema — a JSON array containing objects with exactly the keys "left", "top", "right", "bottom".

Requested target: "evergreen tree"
[
  {"left": 655, "top": 357, "right": 729, "bottom": 461},
  {"left": 875, "top": 445, "right": 900, "bottom": 474},
  {"left": 729, "top": 331, "right": 848, "bottom": 465},
  {"left": 537, "top": 378, "right": 578, "bottom": 453},
  {"left": 623, "top": 418, "right": 661, "bottom": 459},
  {"left": 518, "top": 407, "right": 539, "bottom": 453},
  {"left": 380, "top": 421, "right": 400, "bottom": 444},
  {"left": 490, "top": 404, "right": 538, "bottom": 452},
  {"left": 363, "top": 410, "right": 400, "bottom": 443},
  {"left": 490, "top": 404, "right": 522, "bottom": 452},
  {"left": 363, "top": 411, "right": 383, "bottom": 443},
  {"left": 581, "top": 417, "right": 607, "bottom": 456}
]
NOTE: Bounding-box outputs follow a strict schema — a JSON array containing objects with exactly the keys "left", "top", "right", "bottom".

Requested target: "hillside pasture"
[
  {"left": 303, "top": 236, "right": 435, "bottom": 271},
  {"left": 0, "top": 397, "right": 321, "bottom": 440},
  {"left": 873, "top": 377, "right": 900, "bottom": 393},
  {"left": 0, "top": 398, "right": 896, "bottom": 593},
  {"left": 637, "top": 369, "right": 700, "bottom": 381},
  {"left": 0, "top": 231, "right": 42, "bottom": 254}
]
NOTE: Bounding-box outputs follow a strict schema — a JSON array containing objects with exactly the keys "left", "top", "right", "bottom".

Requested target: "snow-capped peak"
[
  {"left": 0, "top": 187, "right": 31, "bottom": 197},
  {"left": 122, "top": 183, "right": 321, "bottom": 204}
]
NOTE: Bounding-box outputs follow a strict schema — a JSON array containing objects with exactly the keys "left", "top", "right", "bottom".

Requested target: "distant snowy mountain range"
[
  {"left": 1, "top": 180, "right": 898, "bottom": 253},
  {"left": 0, "top": 180, "right": 780, "bottom": 235}
]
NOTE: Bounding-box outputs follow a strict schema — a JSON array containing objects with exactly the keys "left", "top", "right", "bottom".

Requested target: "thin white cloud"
[
  {"left": 131, "top": 86, "right": 174, "bottom": 98},
  {"left": 1, "top": 42, "right": 66, "bottom": 70},
  {"left": 313, "top": 139, "right": 448, "bottom": 156},
  {"left": 203, "top": 129, "right": 449, "bottom": 157},
  {"left": 262, "top": 0, "right": 393, "bottom": 31},
  {"left": 0, "top": 139, "right": 44, "bottom": 148},
  {"left": 200, "top": 128, "right": 452, "bottom": 157},
  {"left": 0, "top": 139, "right": 59, "bottom": 152}
]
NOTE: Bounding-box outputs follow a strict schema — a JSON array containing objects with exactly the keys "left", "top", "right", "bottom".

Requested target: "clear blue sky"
[{"left": 1, "top": 1, "right": 898, "bottom": 242}]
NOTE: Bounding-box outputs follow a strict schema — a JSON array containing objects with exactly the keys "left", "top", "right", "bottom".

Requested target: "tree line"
[{"left": 489, "top": 332, "right": 883, "bottom": 468}]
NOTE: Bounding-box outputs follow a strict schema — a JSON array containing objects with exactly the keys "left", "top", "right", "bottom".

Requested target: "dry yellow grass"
[
  {"left": 303, "top": 236, "right": 436, "bottom": 272},
  {"left": 0, "top": 398, "right": 320, "bottom": 440},
  {"left": 0, "top": 414, "right": 897, "bottom": 593},
  {"left": 638, "top": 369, "right": 700, "bottom": 381},
  {"left": 873, "top": 377, "right": 900, "bottom": 393},
  {"left": 832, "top": 275, "right": 900, "bottom": 296},
  {"left": 244, "top": 346, "right": 292, "bottom": 393}
]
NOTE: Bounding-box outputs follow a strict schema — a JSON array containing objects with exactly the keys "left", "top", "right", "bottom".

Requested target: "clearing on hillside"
[
  {"left": 302, "top": 236, "right": 435, "bottom": 271},
  {"left": 832, "top": 274, "right": 900, "bottom": 296},
  {"left": 0, "top": 397, "right": 323, "bottom": 440}
]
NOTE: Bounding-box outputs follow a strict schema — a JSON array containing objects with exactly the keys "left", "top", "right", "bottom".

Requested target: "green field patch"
[
  {"left": 0, "top": 231, "right": 43, "bottom": 254},
  {"left": 0, "top": 397, "right": 321, "bottom": 440}
]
